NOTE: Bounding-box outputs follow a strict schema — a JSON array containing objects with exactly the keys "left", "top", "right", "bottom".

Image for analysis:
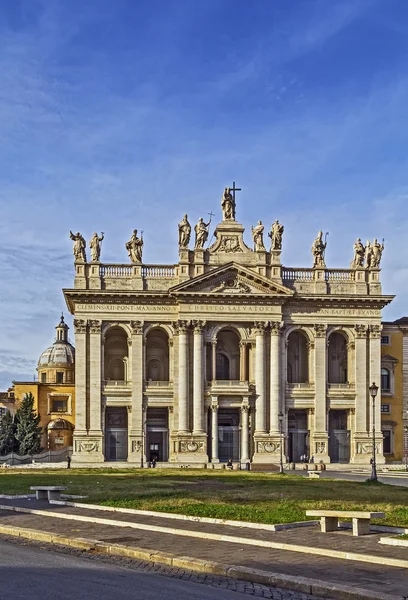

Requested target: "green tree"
[
  {"left": 0, "top": 411, "right": 18, "bottom": 455},
  {"left": 15, "top": 392, "right": 43, "bottom": 455}
]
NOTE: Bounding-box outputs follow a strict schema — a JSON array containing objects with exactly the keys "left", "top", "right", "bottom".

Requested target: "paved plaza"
[{"left": 0, "top": 497, "right": 407, "bottom": 599}]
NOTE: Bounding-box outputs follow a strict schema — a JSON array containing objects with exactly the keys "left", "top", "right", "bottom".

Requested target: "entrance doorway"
[
  {"left": 328, "top": 410, "right": 350, "bottom": 463},
  {"left": 288, "top": 409, "right": 309, "bottom": 462},
  {"left": 105, "top": 407, "right": 128, "bottom": 461},
  {"left": 146, "top": 407, "right": 169, "bottom": 463},
  {"left": 217, "top": 408, "right": 240, "bottom": 462}
]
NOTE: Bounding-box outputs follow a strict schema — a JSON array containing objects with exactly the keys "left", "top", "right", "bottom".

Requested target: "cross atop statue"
[
  {"left": 221, "top": 182, "right": 241, "bottom": 221},
  {"left": 230, "top": 181, "right": 241, "bottom": 203}
]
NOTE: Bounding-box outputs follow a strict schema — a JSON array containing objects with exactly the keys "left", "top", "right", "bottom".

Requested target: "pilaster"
[
  {"left": 369, "top": 324, "right": 385, "bottom": 464},
  {"left": 128, "top": 320, "right": 145, "bottom": 465},
  {"left": 72, "top": 319, "right": 90, "bottom": 464},
  {"left": 352, "top": 324, "right": 371, "bottom": 464},
  {"left": 313, "top": 323, "right": 330, "bottom": 463}
]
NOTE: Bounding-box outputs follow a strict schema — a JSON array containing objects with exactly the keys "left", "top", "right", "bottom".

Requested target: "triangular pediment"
[
  {"left": 382, "top": 354, "right": 398, "bottom": 364},
  {"left": 169, "top": 263, "right": 294, "bottom": 297}
]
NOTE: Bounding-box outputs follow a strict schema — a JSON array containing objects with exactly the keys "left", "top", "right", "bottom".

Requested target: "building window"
[
  {"left": 216, "top": 353, "right": 230, "bottom": 380},
  {"left": 51, "top": 398, "right": 68, "bottom": 413},
  {"left": 41, "top": 373, "right": 47, "bottom": 383},
  {"left": 381, "top": 335, "right": 390, "bottom": 345},
  {"left": 382, "top": 430, "right": 392, "bottom": 454},
  {"left": 56, "top": 372, "right": 64, "bottom": 384},
  {"left": 381, "top": 368, "right": 390, "bottom": 392},
  {"left": 0, "top": 407, "right": 7, "bottom": 418},
  {"left": 381, "top": 404, "right": 391, "bottom": 414}
]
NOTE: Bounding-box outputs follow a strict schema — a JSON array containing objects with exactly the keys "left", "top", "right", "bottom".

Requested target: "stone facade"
[{"left": 64, "top": 195, "right": 393, "bottom": 466}]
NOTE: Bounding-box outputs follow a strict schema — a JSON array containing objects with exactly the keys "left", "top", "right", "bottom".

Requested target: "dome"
[{"left": 38, "top": 342, "right": 75, "bottom": 367}]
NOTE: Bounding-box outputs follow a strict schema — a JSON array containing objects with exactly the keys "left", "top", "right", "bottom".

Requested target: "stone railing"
[
  {"left": 142, "top": 265, "right": 177, "bottom": 278},
  {"left": 282, "top": 268, "right": 314, "bottom": 281},
  {"left": 100, "top": 265, "right": 133, "bottom": 277},
  {"left": 325, "top": 270, "right": 356, "bottom": 282},
  {"left": 145, "top": 380, "right": 173, "bottom": 387}
]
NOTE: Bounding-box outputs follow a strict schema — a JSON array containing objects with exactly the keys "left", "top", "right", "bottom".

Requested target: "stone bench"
[
  {"left": 306, "top": 510, "right": 385, "bottom": 536},
  {"left": 307, "top": 471, "right": 320, "bottom": 479},
  {"left": 30, "top": 486, "right": 67, "bottom": 502}
]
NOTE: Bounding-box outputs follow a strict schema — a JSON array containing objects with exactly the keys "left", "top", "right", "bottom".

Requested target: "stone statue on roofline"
[
  {"left": 178, "top": 214, "right": 191, "bottom": 249},
  {"left": 126, "top": 229, "right": 144, "bottom": 263},
  {"left": 251, "top": 221, "right": 266, "bottom": 251},
  {"left": 89, "top": 232, "right": 104, "bottom": 262},
  {"left": 69, "top": 231, "right": 87, "bottom": 262},
  {"left": 370, "top": 238, "right": 384, "bottom": 268},
  {"left": 221, "top": 187, "right": 235, "bottom": 221},
  {"left": 194, "top": 217, "right": 211, "bottom": 250},
  {"left": 269, "top": 219, "right": 284, "bottom": 250},
  {"left": 365, "top": 240, "right": 372, "bottom": 268},
  {"left": 351, "top": 238, "right": 365, "bottom": 268},
  {"left": 311, "top": 231, "right": 327, "bottom": 268}
]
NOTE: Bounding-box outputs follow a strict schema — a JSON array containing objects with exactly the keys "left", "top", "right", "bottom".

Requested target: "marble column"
[
  {"left": 239, "top": 342, "right": 247, "bottom": 381},
  {"left": 129, "top": 320, "right": 144, "bottom": 465},
  {"left": 89, "top": 320, "right": 102, "bottom": 434},
  {"left": 211, "top": 400, "right": 219, "bottom": 462},
  {"left": 313, "top": 324, "right": 330, "bottom": 462},
  {"left": 73, "top": 319, "right": 87, "bottom": 434},
  {"left": 254, "top": 322, "right": 267, "bottom": 433},
  {"left": 370, "top": 324, "right": 385, "bottom": 463},
  {"left": 240, "top": 404, "right": 250, "bottom": 463},
  {"left": 212, "top": 340, "right": 217, "bottom": 381},
  {"left": 354, "top": 325, "right": 368, "bottom": 434},
  {"left": 193, "top": 321, "right": 205, "bottom": 434},
  {"left": 178, "top": 320, "right": 189, "bottom": 433},
  {"left": 269, "top": 322, "right": 281, "bottom": 435}
]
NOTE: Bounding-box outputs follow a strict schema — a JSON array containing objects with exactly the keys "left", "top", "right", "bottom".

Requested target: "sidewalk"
[{"left": 0, "top": 497, "right": 407, "bottom": 599}]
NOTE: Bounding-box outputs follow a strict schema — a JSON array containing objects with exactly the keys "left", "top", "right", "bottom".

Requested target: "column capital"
[
  {"left": 369, "top": 324, "right": 382, "bottom": 339},
  {"left": 270, "top": 321, "right": 284, "bottom": 336},
  {"left": 192, "top": 319, "right": 206, "bottom": 334},
  {"left": 89, "top": 319, "right": 102, "bottom": 334},
  {"left": 74, "top": 319, "right": 88, "bottom": 334},
  {"left": 241, "top": 404, "right": 250, "bottom": 413},
  {"left": 314, "top": 323, "right": 327, "bottom": 338},
  {"left": 254, "top": 321, "right": 268, "bottom": 335},
  {"left": 174, "top": 319, "right": 190, "bottom": 334},
  {"left": 354, "top": 324, "right": 368, "bottom": 338},
  {"left": 130, "top": 320, "right": 144, "bottom": 335}
]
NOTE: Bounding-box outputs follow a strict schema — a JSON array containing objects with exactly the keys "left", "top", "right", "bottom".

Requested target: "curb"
[
  {"left": 50, "top": 499, "right": 319, "bottom": 532},
  {"left": 0, "top": 523, "right": 402, "bottom": 600},
  {"left": 2, "top": 504, "right": 408, "bottom": 571}
]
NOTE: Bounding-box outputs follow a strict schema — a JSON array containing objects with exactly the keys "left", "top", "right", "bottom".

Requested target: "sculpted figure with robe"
[
  {"left": 365, "top": 241, "right": 372, "bottom": 269},
  {"left": 69, "top": 231, "right": 87, "bottom": 262},
  {"left": 89, "top": 232, "right": 104, "bottom": 262},
  {"left": 269, "top": 219, "right": 284, "bottom": 250},
  {"left": 221, "top": 187, "right": 235, "bottom": 220},
  {"left": 351, "top": 238, "right": 365, "bottom": 268},
  {"left": 251, "top": 220, "right": 265, "bottom": 251},
  {"left": 311, "top": 231, "right": 327, "bottom": 268},
  {"left": 126, "top": 229, "right": 144, "bottom": 263},
  {"left": 371, "top": 238, "right": 384, "bottom": 268},
  {"left": 178, "top": 214, "right": 191, "bottom": 249},
  {"left": 194, "top": 217, "right": 211, "bottom": 250}
]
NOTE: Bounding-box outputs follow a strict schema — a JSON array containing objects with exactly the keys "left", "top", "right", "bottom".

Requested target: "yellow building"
[
  {"left": 11, "top": 315, "right": 76, "bottom": 451},
  {"left": 380, "top": 318, "right": 408, "bottom": 463},
  {"left": 0, "top": 389, "right": 16, "bottom": 418}
]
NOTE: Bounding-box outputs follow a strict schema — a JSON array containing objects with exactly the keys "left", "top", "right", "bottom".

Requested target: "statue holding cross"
[{"left": 221, "top": 182, "right": 241, "bottom": 221}]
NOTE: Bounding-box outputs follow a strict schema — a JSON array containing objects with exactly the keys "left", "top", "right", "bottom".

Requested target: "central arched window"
[
  {"left": 214, "top": 329, "right": 240, "bottom": 380},
  {"left": 381, "top": 368, "right": 390, "bottom": 392},
  {"left": 216, "top": 353, "right": 230, "bottom": 379}
]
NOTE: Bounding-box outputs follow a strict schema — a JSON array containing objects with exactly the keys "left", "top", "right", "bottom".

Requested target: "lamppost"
[
  {"left": 369, "top": 382, "right": 379, "bottom": 482},
  {"left": 278, "top": 411, "right": 284, "bottom": 474},
  {"left": 404, "top": 425, "right": 408, "bottom": 472}
]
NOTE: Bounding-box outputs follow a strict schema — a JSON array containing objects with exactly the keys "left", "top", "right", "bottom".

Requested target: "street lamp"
[
  {"left": 278, "top": 411, "right": 284, "bottom": 474},
  {"left": 369, "top": 382, "right": 379, "bottom": 482}
]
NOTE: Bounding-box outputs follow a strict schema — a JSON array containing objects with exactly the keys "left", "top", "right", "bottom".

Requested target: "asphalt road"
[
  {"left": 0, "top": 540, "right": 245, "bottom": 600},
  {"left": 318, "top": 470, "right": 408, "bottom": 487}
]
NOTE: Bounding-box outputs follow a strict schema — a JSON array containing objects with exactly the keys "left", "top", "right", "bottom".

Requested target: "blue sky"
[{"left": 1, "top": 0, "right": 408, "bottom": 388}]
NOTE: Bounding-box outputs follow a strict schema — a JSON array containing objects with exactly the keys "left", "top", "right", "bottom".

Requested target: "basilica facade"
[{"left": 64, "top": 188, "right": 393, "bottom": 467}]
